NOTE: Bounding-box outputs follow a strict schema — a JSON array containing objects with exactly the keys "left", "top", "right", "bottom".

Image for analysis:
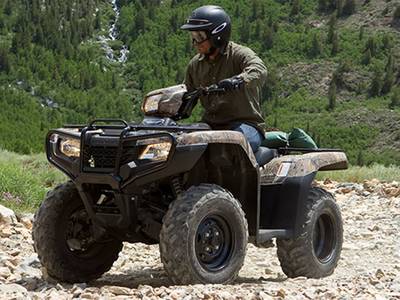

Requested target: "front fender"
[{"left": 176, "top": 130, "right": 257, "bottom": 168}]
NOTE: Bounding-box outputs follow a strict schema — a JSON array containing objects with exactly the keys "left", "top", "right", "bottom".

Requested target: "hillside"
[{"left": 0, "top": 0, "right": 399, "bottom": 164}]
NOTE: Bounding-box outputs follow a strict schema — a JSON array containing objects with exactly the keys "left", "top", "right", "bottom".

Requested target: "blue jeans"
[{"left": 231, "top": 123, "right": 263, "bottom": 152}]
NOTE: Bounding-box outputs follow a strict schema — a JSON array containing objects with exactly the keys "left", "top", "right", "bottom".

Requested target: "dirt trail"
[{"left": 0, "top": 180, "right": 399, "bottom": 299}]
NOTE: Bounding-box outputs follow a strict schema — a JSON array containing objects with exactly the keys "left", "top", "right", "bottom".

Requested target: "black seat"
[{"left": 255, "top": 147, "right": 277, "bottom": 166}]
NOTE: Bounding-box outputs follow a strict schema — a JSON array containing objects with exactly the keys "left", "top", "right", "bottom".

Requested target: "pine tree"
[
  {"left": 382, "top": 34, "right": 393, "bottom": 50},
  {"left": 316, "top": 135, "right": 321, "bottom": 147},
  {"left": 331, "top": 31, "right": 339, "bottom": 55},
  {"left": 382, "top": 68, "right": 394, "bottom": 95},
  {"left": 336, "top": 0, "right": 344, "bottom": 17},
  {"left": 365, "top": 37, "right": 376, "bottom": 56},
  {"left": 4, "top": 1, "right": 12, "bottom": 15},
  {"left": 369, "top": 68, "right": 383, "bottom": 97},
  {"left": 268, "top": 15, "right": 274, "bottom": 27},
  {"left": 290, "top": 0, "right": 301, "bottom": 17},
  {"left": 357, "top": 149, "right": 364, "bottom": 166},
  {"left": 310, "top": 33, "right": 323, "bottom": 57},
  {"left": 385, "top": 53, "right": 394, "bottom": 72},
  {"left": 273, "top": 22, "right": 279, "bottom": 33},
  {"left": 135, "top": 8, "right": 146, "bottom": 34},
  {"left": 0, "top": 46, "right": 10, "bottom": 73},
  {"left": 185, "top": 37, "right": 191, "bottom": 54},
  {"left": 342, "top": 0, "right": 356, "bottom": 16},
  {"left": 318, "top": 0, "right": 328, "bottom": 12},
  {"left": 389, "top": 88, "right": 400, "bottom": 109},
  {"left": 262, "top": 26, "right": 274, "bottom": 50},
  {"left": 148, "top": 6, "right": 156, "bottom": 20},
  {"left": 328, "top": 80, "right": 337, "bottom": 111},
  {"left": 359, "top": 26, "right": 364, "bottom": 40},
  {"left": 382, "top": 54, "right": 394, "bottom": 94},
  {"left": 327, "top": 13, "right": 337, "bottom": 43},
  {"left": 362, "top": 49, "right": 371, "bottom": 65},
  {"left": 251, "top": 0, "right": 260, "bottom": 21},
  {"left": 234, "top": 4, "right": 240, "bottom": 18},
  {"left": 170, "top": 13, "right": 178, "bottom": 32},
  {"left": 95, "top": 13, "right": 101, "bottom": 30},
  {"left": 254, "top": 20, "right": 262, "bottom": 40},
  {"left": 240, "top": 21, "right": 250, "bottom": 43}
]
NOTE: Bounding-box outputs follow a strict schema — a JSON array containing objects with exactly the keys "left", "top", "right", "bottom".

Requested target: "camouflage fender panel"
[
  {"left": 260, "top": 151, "right": 348, "bottom": 184},
  {"left": 143, "top": 84, "right": 187, "bottom": 117},
  {"left": 176, "top": 130, "right": 257, "bottom": 167}
]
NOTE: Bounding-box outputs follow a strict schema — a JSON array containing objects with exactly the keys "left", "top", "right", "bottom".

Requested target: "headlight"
[
  {"left": 138, "top": 141, "right": 172, "bottom": 161},
  {"left": 142, "top": 93, "right": 162, "bottom": 114},
  {"left": 60, "top": 138, "right": 81, "bottom": 158}
]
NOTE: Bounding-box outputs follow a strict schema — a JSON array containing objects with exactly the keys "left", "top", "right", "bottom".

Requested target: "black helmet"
[{"left": 181, "top": 5, "right": 231, "bottom": 49}]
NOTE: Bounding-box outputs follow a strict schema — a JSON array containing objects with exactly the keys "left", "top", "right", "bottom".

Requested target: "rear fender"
[{"left": 260, "top": 152, "right": 348, "bottom": 184}]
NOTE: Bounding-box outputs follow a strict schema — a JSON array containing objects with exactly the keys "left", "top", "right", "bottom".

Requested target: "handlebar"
[
  {"left": 201, "top": 84, "right": 226, "bottom": 95},
  {"left": 177, "top": 83, "right": 235, "bottom": 120},
  {"left": 183, "top": 84, "right": 226, "bottom": 102}
]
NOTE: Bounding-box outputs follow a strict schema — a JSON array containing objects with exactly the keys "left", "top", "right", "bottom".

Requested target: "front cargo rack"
[{"left": 79, "top": 119, "right": 177, "bottom": 178}]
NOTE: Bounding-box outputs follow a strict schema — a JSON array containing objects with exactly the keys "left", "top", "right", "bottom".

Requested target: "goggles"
[{"left": 190, "top": 31, "right": 208, "bottom": 44}]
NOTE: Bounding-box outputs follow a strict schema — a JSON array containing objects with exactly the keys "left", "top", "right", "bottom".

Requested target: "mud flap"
[{"left": 256, "top": 172, "right": 316, "bottom": 245}]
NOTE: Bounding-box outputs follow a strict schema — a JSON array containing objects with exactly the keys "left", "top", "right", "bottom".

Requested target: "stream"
[{"left": 99, "top": 0, "right": 129, "bottom": 63}]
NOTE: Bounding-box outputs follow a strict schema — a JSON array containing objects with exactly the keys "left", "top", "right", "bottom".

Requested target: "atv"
[{"left": 33, "top": 84, "right": 348, "bottom": 284}]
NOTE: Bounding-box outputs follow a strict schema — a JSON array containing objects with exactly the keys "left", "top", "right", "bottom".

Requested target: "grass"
[
  {"left": 0, "top": 149, "right": 66, "bottom": 213},
  {"left": 316, "top": 163, "right": 400, "bottom": 183},
  {"left": 0, "top": 149, "right": 399, "bottom": 213}
]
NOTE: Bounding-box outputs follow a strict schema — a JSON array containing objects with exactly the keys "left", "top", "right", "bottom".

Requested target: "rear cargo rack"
[{"left": 278, "top": 147, "right": 344, "bottom": 155}]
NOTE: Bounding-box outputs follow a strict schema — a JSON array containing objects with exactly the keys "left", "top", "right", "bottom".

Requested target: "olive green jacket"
[{"left": 184, "top": 41, "right": 267, "bottom": 133}]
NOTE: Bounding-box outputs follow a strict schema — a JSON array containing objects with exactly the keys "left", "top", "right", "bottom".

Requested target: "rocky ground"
[{"left": 0, "top": 180, "right": 399, "bottom": 299}]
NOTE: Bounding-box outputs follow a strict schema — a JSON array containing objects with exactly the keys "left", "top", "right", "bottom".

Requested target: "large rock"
[
  {"left": 0, "top": 283, "right": 29, "bottom": 299},
  {"left": 0, "top": 204, "right": 17, "bottom": 225}
]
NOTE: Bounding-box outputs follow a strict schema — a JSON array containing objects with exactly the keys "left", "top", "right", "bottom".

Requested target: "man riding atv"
[
  {"left": 182, "top": 5, "right": 267, "bottom": 152},
  {"left": 32, "top": 4, "right": 347, "bottom": 287}
]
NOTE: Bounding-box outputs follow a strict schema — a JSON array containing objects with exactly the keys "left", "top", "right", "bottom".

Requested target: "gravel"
[{"left": 0, "top": 180, "right": 399, "bottom": 299}]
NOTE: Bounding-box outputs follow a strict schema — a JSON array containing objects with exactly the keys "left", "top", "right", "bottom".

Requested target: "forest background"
[{"left": 0, "top": 0, "right": 400, "bottom": 167}]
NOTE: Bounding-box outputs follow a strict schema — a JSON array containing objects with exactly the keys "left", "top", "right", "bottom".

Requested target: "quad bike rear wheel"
[
  {"left": 159, "top": 184, "right": 248, "bottom": 284},
  {"left": 277, "top": 187, "right": 343, "bottom": 278},
  {"left": 32, "top": 181, "right": 122, "bottom": 283}
]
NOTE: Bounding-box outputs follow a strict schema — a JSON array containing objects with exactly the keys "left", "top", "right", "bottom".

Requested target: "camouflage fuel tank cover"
[{"left": 184, "top": 41, "right": 267, "bottom": 134}]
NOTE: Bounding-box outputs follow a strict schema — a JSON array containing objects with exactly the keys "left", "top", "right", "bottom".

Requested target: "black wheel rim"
[
  {"left": 65, "top": 208, "right": 96, "bottom": 255},
  {"left": 313, "top": 212, "right": 336, "bottom": 264},
  {"left": 195, "top": 215, "right": 234, "bottom": 272}
]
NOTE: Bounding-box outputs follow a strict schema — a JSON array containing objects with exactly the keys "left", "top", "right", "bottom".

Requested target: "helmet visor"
[{"left": 190, "top": 31, "right": 208, "bottom": 44}]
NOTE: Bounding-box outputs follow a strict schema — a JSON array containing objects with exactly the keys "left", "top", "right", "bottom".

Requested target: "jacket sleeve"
[
  {"left": 237, "top": 47, "right": 268, "bottom": 89},
  {"left": 184, "top": 60, "right": 196, "bottom": 92}
]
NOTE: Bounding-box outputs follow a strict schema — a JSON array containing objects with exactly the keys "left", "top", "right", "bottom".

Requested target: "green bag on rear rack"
[
  {"left": 288, "top": 128, "right": 318, "bottom": 149},
  {"left": 261, "top": 128, "right": 318, "bottom": 149},
  {"left": 261, "top": 131, "right": 288, "bottom": 148}
]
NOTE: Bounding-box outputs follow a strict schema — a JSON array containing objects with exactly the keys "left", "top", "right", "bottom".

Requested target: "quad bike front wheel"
[
  {"left": 159, "top": 184, "right": 248, "bottom": 284},
  {"left": 277, "top": 187, "right": 343, "bottom": 278},
  {"left": 32, "top": 181, "right": 123, "bottom": 283}
]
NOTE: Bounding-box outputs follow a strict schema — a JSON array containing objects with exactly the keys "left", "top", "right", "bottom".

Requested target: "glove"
[{"left": 217, "top": 76, "right": 244, "bottom": 91}]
